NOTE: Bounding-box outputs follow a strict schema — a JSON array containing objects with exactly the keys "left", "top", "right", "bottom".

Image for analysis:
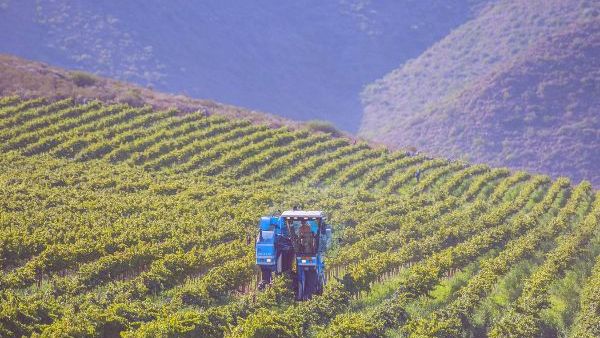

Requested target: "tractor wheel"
[
  {"left": 302, "top": 268, "right": 317, "bottom": 300},
  {"left": 259, "top": 266, "right": 271, "bottom": 289},
  {"left": 316, "top": 271, "right": 325, "bottom": 295}
]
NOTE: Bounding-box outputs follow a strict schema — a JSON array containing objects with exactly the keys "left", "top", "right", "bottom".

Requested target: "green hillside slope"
[
  {"left": 0, "top": 98, "right": 598, "bottom": 337},
  {"left": 360, "top": 0, "right": 600, "bottom": 188}
]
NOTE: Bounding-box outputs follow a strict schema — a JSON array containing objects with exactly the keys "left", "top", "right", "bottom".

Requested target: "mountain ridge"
[
  {"left": 0, "top": 0, "right": 484, "bottom": 131},
  {"left": 360, "top": 0, "right": 600, "bottom": 187}
]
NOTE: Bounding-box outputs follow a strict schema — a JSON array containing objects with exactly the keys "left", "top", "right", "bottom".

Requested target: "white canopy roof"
[{"left": 281, "top": 210, "right": 324, "bottom": 219}]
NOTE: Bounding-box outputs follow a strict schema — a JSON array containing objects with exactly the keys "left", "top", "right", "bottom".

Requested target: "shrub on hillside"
[
  {"left": 304, "top": 120, "right": 343, "bottom": 137},
  {"left": 70, "top": 71, "right": 97, "bottom": 87},
  {"left": 120, "top": 88, "right": 144, "bottom": 107}
]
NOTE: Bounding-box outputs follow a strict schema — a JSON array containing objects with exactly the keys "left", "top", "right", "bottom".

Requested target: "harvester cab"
[{"left": 255, "top": 210, "right": 332, "bottom": 300}]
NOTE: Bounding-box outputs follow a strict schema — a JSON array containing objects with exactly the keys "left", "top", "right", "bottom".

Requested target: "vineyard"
[{"left": 0, "top": 97, "right": 598, "bottom": 337}]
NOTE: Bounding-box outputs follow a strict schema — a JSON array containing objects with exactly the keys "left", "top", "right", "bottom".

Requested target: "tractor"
[{"left": 255, "top": 209, "right": 332, "bottom": 300}]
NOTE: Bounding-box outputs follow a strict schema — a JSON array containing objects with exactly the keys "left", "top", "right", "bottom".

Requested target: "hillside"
[
  {"left": 0, "top": 0, "right": 485, "bottom": 131},
  {"left": 0, "top": 54, "right": 297, "bottom": 129},
  {"left": 0, "top": 97, "right": 599, "bottom": 337},
  {"left": 360, "top": 0, "right": 600, "bottom": 188}
]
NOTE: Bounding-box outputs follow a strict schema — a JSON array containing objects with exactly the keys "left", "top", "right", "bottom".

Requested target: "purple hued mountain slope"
[{"left": 360, "top": 0, "right": 599, "bottom": 187}]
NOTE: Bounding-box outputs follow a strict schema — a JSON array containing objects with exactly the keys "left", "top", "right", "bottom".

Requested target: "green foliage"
[
  {"left": 317, "top": 313, "right": 379, "bottom": 338},
  {"left": 404, "top": 311, "right": 463, "bottom": 338},
  {"left": 228, "top": 309, "right": 300, "bottom": 338},
  {"left": 70, "top": 71, "right": 98, "bottom": 87},
  {"left": 488, "top": 309, "right": 541, "bottom": 338},
  {"left": 303, "top": 119, "right": 344, "bottom": 137},
  {"left": 0, "top": 98, "right": 596, "bottom": 337},
  {"left": 570, "top": 254, "right": 600, "bottom": 337}
]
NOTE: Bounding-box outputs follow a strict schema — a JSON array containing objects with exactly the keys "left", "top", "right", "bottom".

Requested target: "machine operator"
[{"left": 299, "top": 220, "right": 314, "bottom": 253}]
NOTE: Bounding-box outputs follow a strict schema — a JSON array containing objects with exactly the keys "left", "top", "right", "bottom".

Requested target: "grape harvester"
[{"left": 255, "top": 209, "right": 332, "bottom": 300}]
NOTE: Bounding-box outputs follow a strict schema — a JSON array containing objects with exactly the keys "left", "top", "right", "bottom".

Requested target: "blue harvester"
[{"left": 255, "top": 210, "right": 332, "bottom": 300}]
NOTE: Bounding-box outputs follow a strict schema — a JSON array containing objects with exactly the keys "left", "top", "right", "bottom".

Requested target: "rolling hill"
[
  {"left": 0, "top": 97, "right": 598, "bottom": 337},
  {"left": 360, "top": 0, "right": 600, "bottom": 188},
  {"left": 0, "top": 0, "right": 485, "bottom": 131},
  {"left": 0, "top": 54, "right": 293, "bottom": 129}
]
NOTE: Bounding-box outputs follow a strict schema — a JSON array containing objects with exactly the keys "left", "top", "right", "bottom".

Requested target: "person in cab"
[{"left": 299, "top": 220, "right": 314, "bottom": 253}]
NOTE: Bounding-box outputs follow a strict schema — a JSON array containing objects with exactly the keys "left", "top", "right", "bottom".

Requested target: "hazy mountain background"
[
  {"left": 361, "top": 0, "right": 600, "bottom": 186},
  {"left": 0, "top": 0, "right": 485, "bottom": 132}
]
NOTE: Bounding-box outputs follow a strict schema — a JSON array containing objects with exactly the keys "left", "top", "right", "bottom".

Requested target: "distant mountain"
[
  {"left": 360, "top": 0, "right": 600, "bottom": 187},
  {"left": 0, "top": 0, "right": 484, "bottom": 132}
]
